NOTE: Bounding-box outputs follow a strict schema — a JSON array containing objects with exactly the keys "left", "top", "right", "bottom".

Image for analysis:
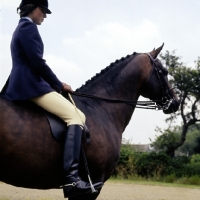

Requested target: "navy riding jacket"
[{"left": 1, "top": 18, "right": 63, "bottom": 101}]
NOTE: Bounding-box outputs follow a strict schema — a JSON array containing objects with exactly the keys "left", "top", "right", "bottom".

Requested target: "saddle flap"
[{"left": 44, "top": 111, "right": 67, "bottom": 142}]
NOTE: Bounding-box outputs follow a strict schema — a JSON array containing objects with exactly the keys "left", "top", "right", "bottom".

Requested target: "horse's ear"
[{"left": 150, "top": 43, "right": 164, "bottom": 59}]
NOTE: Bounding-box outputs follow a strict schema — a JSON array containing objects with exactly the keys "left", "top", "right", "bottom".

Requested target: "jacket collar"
[
  {"left": 21, "top": 17, "right": 33, "bottom": 22},
  {"left": 19, "top": 17, "right": 33, "bottom": 24}
]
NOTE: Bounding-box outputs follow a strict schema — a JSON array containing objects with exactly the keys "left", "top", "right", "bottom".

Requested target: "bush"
[
  {"left": 187, "top": 175, "right": 200, "bottom": 185},
  {"left": 175, "top": 175, "right": 200, "bottom": 185},
  {"left": 113, "top": 144, "right": 200, "bottom": 185},
  {"left": 175, "top": 155, "right": 190, "bottom": 164},
  {"left": 118, "top": 144, "right": 135, "bottom": 165},
  {"left": 113, "top": 144, "right": 137, "bottom": 178},
  {"left": 164, "top": 174, "right": 177, "bottom": 183},
  {"left": 135, "top": 152, "right": 171, "bottom": 178},
  {"left": 191, "top": 154, "right": 200, "bottom": 163},
  {"left": 168, "top": 156, "right": 190, "bottom": 177},
  {"left": 183, "top": 163, "right": 200, "bottom": 176}
]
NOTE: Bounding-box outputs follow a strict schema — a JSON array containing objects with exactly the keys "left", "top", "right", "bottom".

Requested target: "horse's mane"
[{"left": 76, "top": 52, "right": 138, "bottom": 92}]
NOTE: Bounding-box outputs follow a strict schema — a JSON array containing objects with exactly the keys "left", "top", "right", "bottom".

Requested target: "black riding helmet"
[{"left": 18, "top": 0, "right": 52, "bottom": 14}]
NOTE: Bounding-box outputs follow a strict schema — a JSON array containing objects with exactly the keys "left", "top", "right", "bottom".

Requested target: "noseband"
[{"left": 71, "top": 53, "right": 175, "bottom": 111}]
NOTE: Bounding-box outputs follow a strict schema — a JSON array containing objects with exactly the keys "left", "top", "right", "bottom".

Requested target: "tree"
[
  {"left": 150, "top": 126, "right": 180, "bottom": 152},
  {"left": 193, "top": 135, "right": 200, "bottom": 154},
  {"left": 176, "top": 124, "right": 200, "bottom": 156},
  {"left": 151, "top": 124, "right": 200, "bottom": 156},
  {"left": 156, "top": 51, "right": 200, "bottom": 156}
]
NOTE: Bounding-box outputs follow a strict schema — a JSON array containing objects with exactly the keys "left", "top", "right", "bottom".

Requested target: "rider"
[{"left": 0, "top": 0, "right": 103, "bottom": 198}]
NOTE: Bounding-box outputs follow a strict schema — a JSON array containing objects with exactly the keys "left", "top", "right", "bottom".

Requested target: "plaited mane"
[{"left": 76, "top": 52, "right": 138, "bottom": 91}]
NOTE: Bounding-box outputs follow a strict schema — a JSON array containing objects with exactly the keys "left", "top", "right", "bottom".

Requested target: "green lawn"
[{"left": 108, "top": 177, "right": 200, "bottom": 189}]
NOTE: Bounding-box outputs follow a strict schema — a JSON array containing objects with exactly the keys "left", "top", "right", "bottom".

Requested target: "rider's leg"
[
  {"left": 30, "top": 92, "right": 103, "bottom": 197},
  {"left": 30, "top": 91, "right": 85, "bottom": 125}
]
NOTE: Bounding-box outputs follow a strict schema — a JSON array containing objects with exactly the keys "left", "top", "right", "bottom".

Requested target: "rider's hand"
[{"left": 62, "top": 83, "right": 73, "bottom": 93}]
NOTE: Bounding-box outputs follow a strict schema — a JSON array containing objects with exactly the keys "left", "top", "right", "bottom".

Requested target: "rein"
[
  {"left": 71, "top": 53, "right": 174, "bottom": 111},
  {"left": 71, "top": 92, "right": 171, "bottom": 110},
  {"left": 71, "top": 92, "right": 170, "bottom": 110}
]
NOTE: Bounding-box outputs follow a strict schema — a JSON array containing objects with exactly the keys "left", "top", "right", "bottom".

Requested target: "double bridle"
[
  {"left": 144, "top": 53, "right": 175, "bottom": 110},
  {"left": 71, "top": 53, "right": 175, "bottom": 110}
]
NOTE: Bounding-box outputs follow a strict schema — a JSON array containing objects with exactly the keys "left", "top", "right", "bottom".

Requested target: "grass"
[{"left": 109, "top": 176, "right": 200, "bottom": 189}]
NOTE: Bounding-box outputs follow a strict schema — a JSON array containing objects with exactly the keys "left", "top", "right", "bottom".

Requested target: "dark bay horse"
[{"left": 0, "top": 44, "right": 179, "bottom": 200}]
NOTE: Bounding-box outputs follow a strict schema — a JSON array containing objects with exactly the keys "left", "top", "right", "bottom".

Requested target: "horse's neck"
[{"left": 76, "top": 55, "right": 144, "bottom": 134}]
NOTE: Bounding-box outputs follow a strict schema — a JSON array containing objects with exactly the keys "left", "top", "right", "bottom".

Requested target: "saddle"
[
  {"left": 44, "top": 110, "right": 67, "bottom": 142},
  {"left": 45, "top": 110, "right": 90, "bottom": 144}
]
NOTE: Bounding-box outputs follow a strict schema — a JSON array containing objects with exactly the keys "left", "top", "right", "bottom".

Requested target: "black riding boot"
[{"left": 62, "top": 125, "right": 103, "bottom": 198}]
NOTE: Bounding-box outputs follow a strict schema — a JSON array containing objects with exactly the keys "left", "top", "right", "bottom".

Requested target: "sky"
[{"left": 0, "top": 0, "right": 200, "bottom": 144}]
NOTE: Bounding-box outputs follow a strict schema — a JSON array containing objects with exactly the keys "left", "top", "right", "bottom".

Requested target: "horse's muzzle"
[{"left": 163, "top": 99, "right": 180, "bottom": 114}]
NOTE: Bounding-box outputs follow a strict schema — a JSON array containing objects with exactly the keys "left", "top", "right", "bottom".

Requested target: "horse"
[{"left": 0, "top": 44, "right": 179, "bottom": 200}]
